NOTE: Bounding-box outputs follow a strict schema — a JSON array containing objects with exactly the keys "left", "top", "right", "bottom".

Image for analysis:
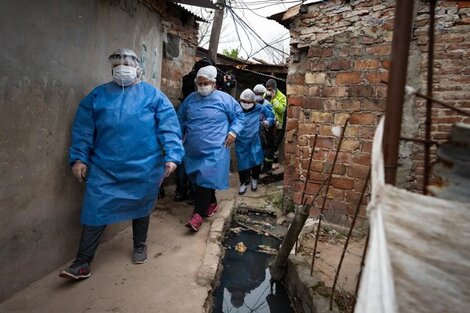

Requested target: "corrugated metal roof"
[{"left": 170, "top": 0, "right": 218, "bottom": 9}]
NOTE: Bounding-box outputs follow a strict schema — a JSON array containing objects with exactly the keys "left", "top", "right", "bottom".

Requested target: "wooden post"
[{"left": 208, "top": 0, "right": 225, "bottom": 63}]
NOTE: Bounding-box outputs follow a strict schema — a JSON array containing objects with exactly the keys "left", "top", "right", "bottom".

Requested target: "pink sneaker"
[
  {"left": 186, "top": 213, "right": 203, "bottom": 232},
  {"left": 206, "top": 203, "right": 219, "bottom": 217}
]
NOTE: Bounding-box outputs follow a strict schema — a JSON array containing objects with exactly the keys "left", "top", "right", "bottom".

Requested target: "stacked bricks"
[
  {"left": 143, "top": 0, "right": 199, "bottom": 106},
  {"left": 284, "top": 0, "right": 470, "bottom": 225},
  {"left": 411, "top": 1, "right": 470, "bottom": 191}
]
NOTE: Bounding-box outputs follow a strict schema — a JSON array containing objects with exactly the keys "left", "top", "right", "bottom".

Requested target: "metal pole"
[
  {"left": 208, "top": 0, "right": 225, "bottom": 63},
  {"left": 329, "top": 169, "right": 370, "bottom": 310},
  {"left": 383, "top": 0, "right": 415, "bottom": 185},
  {"left": 311, "top": 119, "right": 349, "bottom": 275},
  {"left": 351, "top": 228, "right": 370, "bottom": 313},
  {"left": 424, "top": 0, "right": 436, "bottom": 194},
  {"left": 296, "top": 134, "right": 318, "bottom": 255}
]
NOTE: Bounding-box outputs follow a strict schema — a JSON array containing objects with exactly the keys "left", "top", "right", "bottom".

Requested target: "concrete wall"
[{"left": 0, "top": 0, "right": 169, "bottom": 302}]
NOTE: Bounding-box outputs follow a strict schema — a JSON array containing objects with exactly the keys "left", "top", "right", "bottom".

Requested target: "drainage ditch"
[{"left": 211, "top": 214, "right": 295, "bottom": 313}]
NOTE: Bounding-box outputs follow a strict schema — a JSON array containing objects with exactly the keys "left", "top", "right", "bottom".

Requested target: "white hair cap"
[
  {"left": 196, "top": 65, "right": 217, "bottom": 82},
  {"left": 240, "top": 89, "right": 255, "bottom": 102},
  {"left": 253, "top": 84, "right": 266, "bottom": 94}
]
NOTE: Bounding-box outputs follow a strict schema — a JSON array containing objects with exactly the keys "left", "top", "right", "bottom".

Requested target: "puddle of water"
[{"left": 212, "top": 228, "right": 295, "bottom": 313}]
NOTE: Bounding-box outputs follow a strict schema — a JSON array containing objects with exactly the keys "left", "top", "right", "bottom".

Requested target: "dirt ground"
[{"left": 295, "top": 227, "right": 367, "bottom": 311}]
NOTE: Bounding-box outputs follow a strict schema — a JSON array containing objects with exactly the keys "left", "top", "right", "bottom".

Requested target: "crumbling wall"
[{"left": 284, "top": 0, "right": 469, "bottom": 225}]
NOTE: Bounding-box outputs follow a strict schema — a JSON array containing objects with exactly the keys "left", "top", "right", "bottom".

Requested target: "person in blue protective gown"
[
  {"left": 178, "top": 65, "right": 244, "bottom": 232},
  {"left": 59, "top": 48, "right": 184, "bottom": 280},
  {"left": 235, "top": 89, "right": 274, "bottom": 195}
]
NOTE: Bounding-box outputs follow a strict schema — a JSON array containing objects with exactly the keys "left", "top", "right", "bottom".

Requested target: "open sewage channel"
[{"left": 211, "top": 212, "right": 296, "bottom": 313}]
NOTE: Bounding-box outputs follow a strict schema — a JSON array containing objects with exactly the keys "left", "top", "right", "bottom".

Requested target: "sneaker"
[
  {"left": 239, "top": 184, "right": 248, "bottom": 195},
  {"left": 251, "top": 179, "right": 258, "bottom": 191},
  {"left": 185, "top": 213, "right": 203, "bottom": 232},
  {"left": 207, "top": 203, "right": 219, "bottom": 217},
  {"left": 59, "top": 261, "right": 91, "bottom": 280},
  {"left": 272, "top": 163, "right": 280, "bottom": 170},
  {"left": 133, "top": 245, "right": 148, "bottom": 264}
]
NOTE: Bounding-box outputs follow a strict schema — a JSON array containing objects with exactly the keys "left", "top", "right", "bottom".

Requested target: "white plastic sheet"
[{"left": 355, "top": 118, "right": 470, "bottom": 313}]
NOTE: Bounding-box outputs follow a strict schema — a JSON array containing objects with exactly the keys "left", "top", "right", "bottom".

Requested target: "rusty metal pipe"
[
  {"left": 383, "top": 0, "right": 415, "bottom": 185},
  {"left": 329, "top": 169, "right": 370, "bottom": 311},
  {"left": 311, "top": 119, "right": 349, "bottom": 275},
  {"left": 351, "top": 228, "right": 370, "bottom": 312}
]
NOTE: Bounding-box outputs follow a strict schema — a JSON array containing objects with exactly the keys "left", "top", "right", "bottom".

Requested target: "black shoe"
[
  {"left": 59, "top": 260, "right": 91, "bottom": 280},
  {"left": 133, "top": 245, "right": 148, "bottom": 264}
]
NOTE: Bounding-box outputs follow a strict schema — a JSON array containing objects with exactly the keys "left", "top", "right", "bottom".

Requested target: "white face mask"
[
  {"left": 112, "top": 65, "right": 137, "bottom": 87},
  {"left": 197, "top": 85, "right": 214, "bottom": 97},
  {"left": 255, "top": 95, "right": 264, "bottom": 103},
  {"left": 240, "top": 101, "right": 254, "bottom": 110}
]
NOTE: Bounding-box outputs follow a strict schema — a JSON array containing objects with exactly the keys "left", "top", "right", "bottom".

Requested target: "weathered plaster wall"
[
  {"left": 0, "top": 0, "right": 197, "bottom": 302},
  {"left": 283, "top": 0, "right": 470, "bottom": 225}
]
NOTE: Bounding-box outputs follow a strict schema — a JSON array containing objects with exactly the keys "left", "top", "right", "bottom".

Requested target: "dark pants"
[
  {"left": 194, "top": 184, "right": 217, "bottom": 217},
  {"left": 239, "top": 164, "right": 261, "bottom": 185},
  {"left": 75, "top": 216, "right": 150, "bottom": 264},
  {"left": 273, "top": 128, "right": 285, "bottom": 163},
  {"left": 261, "top": 126, "right": 276, "bottom": 168},
  {"left": 175, "top": 164, "right": 194, "bottom": 198}
]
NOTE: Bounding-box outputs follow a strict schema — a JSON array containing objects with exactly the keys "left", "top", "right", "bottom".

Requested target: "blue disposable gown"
[
  {"left": 70, "top": 82, "right": 184, "bottom": 226},
  {"left": 178, "top": 90, "right": 244, "bottom": 190},
  {"left": 236, "top": 104, "right": 274, "bottom": 171}
]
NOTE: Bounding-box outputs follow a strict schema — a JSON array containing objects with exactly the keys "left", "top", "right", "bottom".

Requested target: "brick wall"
[
  {"left": 284, "top": 0, "right": 470, "bottom": 225},
  {"left": 144, "top": 1, "right": 199, "bottom": 106}
]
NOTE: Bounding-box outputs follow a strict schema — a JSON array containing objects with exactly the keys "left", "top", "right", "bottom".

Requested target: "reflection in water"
[{"left": 212, "top": 229, "right": 295, "bottom": 313}]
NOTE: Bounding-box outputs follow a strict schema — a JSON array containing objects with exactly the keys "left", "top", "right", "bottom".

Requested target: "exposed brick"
[
  {"left": 336, "top": 72, "right": 362, "bottom": 85},
  {"left": 348, "top": 85, "right": 374, "bottom": 97},
  {"left": 325, "top": 163, "right": 347, "bottom": 175},
  {"left": 354, "top": 59, "right": 381, "bottom": 69},
  {"left": 311, "top": 112, "right": 334, "bottom": 123},
  {"left": 330, "top": 99, "right": 362, "bottom": 111},
  {"left": 347, "top": 164, "right": 370, "bottom": 178},
  {"left": 286, "top": 119, "right": 299, "bottom": 131},
  {"left": 323, "top": 86, "right": 349, "bottom": 97},
  {"left": 326, "top": 187, "right": 345, "bottom": 201},
  {"left": 308, "top": 47, "right": 333, "bottom": 58},
  {"left": 327, "top": 151, "right": 352, "bottom": 164},
  {"left": 365, "top": 71, "right": 389, "bottom": 83},
  {"left": 366, "top": 44, "right": 391, "bottom": 55},
  {"left": 350, "top": 113, "right": 378, "bottom": 125},
  {"left": 304, "top": 98, "right": 323, "bottom": 109},
  {"left": 305, "top": 72, "right": 327, "bottom": 84},
  {"left": 316, "top": 137, "right": 335, "bottom": 149},
  {"left": 319, "top": 125, "right": 333, "bottom": 136},
  {"left": 331, "top": 177, "right": 355, "bottom": 190},
  {"left": 310, "top": 60, "right": 328, "bottom": 71},
  {"left": 298, "top": 122, "right": 316, "bottom": 135},
  {"left": 329, "top": 59, "right": 352, "bottom": 71},
  {"left": 308, "top": 86, "right": 322, "bottom": 96},
  {"left": 361, "top": 141, "right": 373, "bottom": 153},
  {"left": 357, "top": 126, "right": 376, "bottom": 139},
  {"left": 362, "top": 98, "right": 386, "bottom": 111},
  {"left": 287, "top": 74, "right": 305, "bottom": 85},
  {"left": 334, "top": 113, "right": 350, "bottom": 124},
  {"left": 288, "top": 96, "right": 304, "bottom": 107},
  {"left": 341, "top": 139, "right": 361, "bottom": 151}
]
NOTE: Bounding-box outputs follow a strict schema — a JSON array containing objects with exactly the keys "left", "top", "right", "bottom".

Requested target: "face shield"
[{"left": 108, "top": 48, "right": 142, "bottom": 87}]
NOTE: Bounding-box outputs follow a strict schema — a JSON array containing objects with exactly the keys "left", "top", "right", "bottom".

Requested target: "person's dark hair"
[
  {"left": 193, "top": 57, "right": 214, "bottom": 73},
  {"left": 265, "top": 79, "right": 277, "bottom": 90}
]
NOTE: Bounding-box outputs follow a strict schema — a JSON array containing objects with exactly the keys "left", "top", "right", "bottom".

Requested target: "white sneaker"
[
  {"left": 239, "top": 184, "right": 248, "bottom": 195},
  {"left": 272, "top": 163, "right": 280, "bottom": 170},
  {"left": 251, "top": 179, "right": 258, "bottom": 191}
]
